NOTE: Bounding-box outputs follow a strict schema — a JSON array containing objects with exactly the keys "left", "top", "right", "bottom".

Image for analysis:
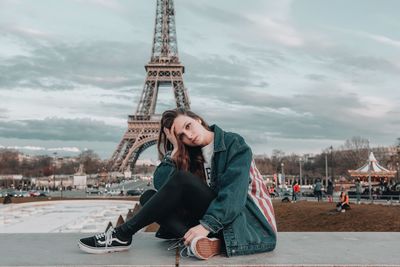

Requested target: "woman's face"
[{"left": 172, "top": 115, "right": 209, "bottom": 147}]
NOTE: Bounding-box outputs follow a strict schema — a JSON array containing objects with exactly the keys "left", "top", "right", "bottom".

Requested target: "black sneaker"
[{"left": 78, "top": 227, "right": 132, "bottom": 254}]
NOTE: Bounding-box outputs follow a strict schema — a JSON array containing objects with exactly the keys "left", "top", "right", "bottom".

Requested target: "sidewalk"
[{"left": 1, "top": 232, "right": 399, "bottom": 266}]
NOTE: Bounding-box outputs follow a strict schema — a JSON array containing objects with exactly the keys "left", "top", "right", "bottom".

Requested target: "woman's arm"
[
  {"left": 200, "top": 137, "right": 252, "bottom": 234},
  {"left": 153, "top": 152, "right": 177, "bottom": 190},
  {"left": 154, "top": 124, "right": 179, "bottom": 189}
]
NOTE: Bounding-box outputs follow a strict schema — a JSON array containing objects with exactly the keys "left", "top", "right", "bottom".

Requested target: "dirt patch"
[
  {"left": 2, "top": 197, "right": 399, "bottom": 232},
  {"left": 274, "top": 200, "right": 400, "bottom": 231}
]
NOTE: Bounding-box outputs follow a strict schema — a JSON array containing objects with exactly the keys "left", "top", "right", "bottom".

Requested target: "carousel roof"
[{"left": 348, "top": 152, "right": 396, "bottom": 177}]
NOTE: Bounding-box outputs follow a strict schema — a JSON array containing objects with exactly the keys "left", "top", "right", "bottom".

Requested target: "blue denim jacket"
[{"left": 153, "top": 125, "right": 277, "bottom": 257}]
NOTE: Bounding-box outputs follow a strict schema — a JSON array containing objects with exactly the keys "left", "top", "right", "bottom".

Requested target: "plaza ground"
[
  {"left": 1, "top": 198, "right": 400, "bottom": 266},
  {"left": 274, "top": 200, "right": 400, "bottom": 232},
  {"left": 2, "top": 196, "right": 400, "bottom": 232}
]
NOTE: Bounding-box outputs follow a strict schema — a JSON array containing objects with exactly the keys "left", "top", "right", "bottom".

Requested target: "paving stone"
[{"left": 0, "top": 232, "right": 399, "bottom": 267}]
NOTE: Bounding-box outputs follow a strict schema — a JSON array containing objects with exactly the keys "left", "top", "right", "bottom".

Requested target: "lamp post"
[
  {"left": 53, "top": 152, "right": 57, "bottom": 191},
  {"left": 281, "top": 162, "right": 285, "bottom": 187},
  {"left": 329, "top": 146, "right": 333, "bottom": 183},
  {"left": 325, "top": 152, "right": 328, "bottom": 187},
  {"left": 299, "top": 156, "right": 303, "bottom": 186},
  {"left": 397, "top": 140, "right": 400, "bottom": 182},
  {"left": 59, "top": 157, "right": 63, "bottom": 199},
  {"left": 368, "top": 157, "right": 372, "bottom": 202}
]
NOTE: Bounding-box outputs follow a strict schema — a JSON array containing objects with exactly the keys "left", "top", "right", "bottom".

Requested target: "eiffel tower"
[{"left": 109, "top": 0, "right": 190, "bottom": 172}]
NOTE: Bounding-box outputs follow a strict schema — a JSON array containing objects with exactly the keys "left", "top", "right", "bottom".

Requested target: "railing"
[{"left": 271, "top": 191, "right": 400, "bottom": 205}]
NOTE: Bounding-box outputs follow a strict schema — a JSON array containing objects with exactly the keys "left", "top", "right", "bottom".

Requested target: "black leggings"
[{"left": 117, "top": 171, "right": 216, "bottom": 238}]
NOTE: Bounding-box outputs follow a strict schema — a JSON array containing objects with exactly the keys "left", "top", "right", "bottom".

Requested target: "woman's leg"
[
  {"left": 139, "top": 189, "right": 197, "bottom": 238},
  {"left": 78, "top": 171, "right": 216, "bottom": 254},
  {"left": 117, "top": 171, "right": 216, "bottom": 238}
]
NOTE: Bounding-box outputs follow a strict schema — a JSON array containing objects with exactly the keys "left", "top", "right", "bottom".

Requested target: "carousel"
[{"left": 348, "top": 152, "right": 396, "bottom": 184}]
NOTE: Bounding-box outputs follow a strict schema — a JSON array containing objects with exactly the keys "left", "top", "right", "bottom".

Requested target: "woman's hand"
[
  {"left": 164, "top": 124, "right": 179, "bottom": 157},
  {"left": 183, "top": 224, "right": 210, "bottom": 246}
]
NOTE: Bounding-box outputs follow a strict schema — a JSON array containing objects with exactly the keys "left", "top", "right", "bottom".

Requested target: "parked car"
[
  {"left": 29, "top": 190, "right": 41, "bottom": 197},
  {"left": 38, "top": 191, "right": 49, "bottom": 197},
  {"left": 5, "top": 190, "right": 30, "bottom": 197},
  {"left": 105, "top": 189, "right": 123, "bottom": 196},
  {"left": 18, "top": 191, "right": 31, "bottom": 197},
  {"left": 86, "top": 188, "right": 102, "bottom": 195},
  {"left": 126, "top": 188, "right": 144, "bottom": 196},
  {"left": 0, "top": 190, "right": 7, "bottom": 197}
]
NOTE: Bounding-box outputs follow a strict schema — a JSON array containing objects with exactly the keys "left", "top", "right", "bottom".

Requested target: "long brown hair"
[{"left": 158, "top": 108, "right": 210, "bottom": 181}]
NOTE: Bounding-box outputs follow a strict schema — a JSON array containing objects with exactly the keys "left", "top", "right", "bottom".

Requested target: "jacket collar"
[{"left": 209, "top": 124, "right": 226, "bottom": 152}]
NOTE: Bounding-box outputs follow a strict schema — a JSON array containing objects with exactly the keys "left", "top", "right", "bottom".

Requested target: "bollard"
[
  {"left": 3, "top": 195, "right": 12, "bottom": 204},
  {"left": 116, "top": 214, "right": 125, "bottom": 227},
  {"left": 105, "top": 221, "right": 113, "bottom": 232}
]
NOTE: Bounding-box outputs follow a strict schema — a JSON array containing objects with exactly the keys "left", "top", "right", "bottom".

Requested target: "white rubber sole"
[{"left": 78, "top": 240, "right": 131, "bottom": 254}]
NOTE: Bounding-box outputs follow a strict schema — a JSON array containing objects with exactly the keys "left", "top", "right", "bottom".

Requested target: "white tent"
[{"left": 348, "top": 152, "right": 396, "bottom": 182}]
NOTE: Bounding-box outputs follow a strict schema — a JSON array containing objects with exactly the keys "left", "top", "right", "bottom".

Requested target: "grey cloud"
[
  {"left": 93, "top": 101, "right": 136, "bottom": 118},
  {"left": 180, "top": 2, "right": 253, "bottom": 28},
  {"left": 229, "top": 43, "right": 289, "bottom": 69},
  {"left": 193, "top": 87, "right": 397, "bottom": 147},
  {"left": 254, "top": 81, "right": 270, "bottom": 88},
  {"left": 0, "top": 117, "right": 124, "bottom": 142},
  {"left": 332, "top": 56, "right": 400, "bottom": 75},
  {"left": 305, "top": 74, "right": 327, "bottom": 81},
  {"left": 180, "top": 44, "right": 399, "bottom": 147},
  {"left": 183, "top": 53, "right": 251, "bottom": 79},
  {"left": 182, "top": 53, "right": 269, "bottom": 102},
  {"left": 0, "top": 108, "right": 8, "bottom": 119},
  {"left": 0, "top": 35, "right": 150, "bottom": 91}
]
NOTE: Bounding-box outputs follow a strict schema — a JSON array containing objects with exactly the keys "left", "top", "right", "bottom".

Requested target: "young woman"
[
  {"left": 336, "top": 191, "right": 350, "bottom": 212},
  {"left": 78, "top": 108, "right": 277, "bottom": 259}
]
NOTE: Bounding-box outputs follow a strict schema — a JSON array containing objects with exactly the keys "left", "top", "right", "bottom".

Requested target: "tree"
[
  {"left": 78, "top": 150, "right": 103, "bottom": 174},
  {"left": 335, "top": 136, "right": 370, "bottom": 175},
  {"left": 271, "top": 149, "right": 285, "bottom": 174},
  {"left": 0, "top": 149, "right": 19, "bottom": 174}
]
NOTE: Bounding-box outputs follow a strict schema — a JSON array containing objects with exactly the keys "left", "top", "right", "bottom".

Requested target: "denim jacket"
[{"left": 153, "top": 125, "right": 277, "bottom": 257}]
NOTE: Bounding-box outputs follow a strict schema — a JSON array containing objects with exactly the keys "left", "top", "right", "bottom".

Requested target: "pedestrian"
[
  {"left": 355, "top": 178, "right": 362, "bottom": 204},
  {"left": 3, "top": 195, "right": 12, "bottom": 204},
  {"left": 336, "top": 191, "right": 350, "bottom": 212},
  {"left": 326, "top": 179, "right": 334, "bottom": 203},
  {"left": 268, "top": 185, "right": 275, "bottom": 198},
  {"left": 292, "top": 181, "right": 300, "bottom": 202},
  {"left": 314, "top": 179, "right": 322, "bottom": 202},
  {"left": 78, "top": 108, "right": 277, "bottom": 259}
]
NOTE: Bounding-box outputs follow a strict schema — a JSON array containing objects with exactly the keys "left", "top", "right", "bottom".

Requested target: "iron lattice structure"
[{"left": 109, "top": 0, "right": 190, "bottom": 172}]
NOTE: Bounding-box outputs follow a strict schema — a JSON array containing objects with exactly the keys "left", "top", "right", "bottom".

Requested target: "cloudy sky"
[{"left": 1, "top": 0, "right": 399, "bottom": 160}]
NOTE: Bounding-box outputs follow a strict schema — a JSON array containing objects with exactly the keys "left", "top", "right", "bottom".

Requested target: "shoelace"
[
  {"left": 167, "top": 238, "right": 185, "bottom": 251},
  {"left": 95, "top": 227, "right": 115, "bottom": 248},
  {"left": 180, "top": 246, "right": 195, "bottom": 258},
  {"left": 166, "top": 238, "right": 194, "bottom": 258}
]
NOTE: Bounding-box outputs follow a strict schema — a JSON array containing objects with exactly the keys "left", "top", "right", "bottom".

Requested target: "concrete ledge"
[{"left": 0, "top": 232, "right": 399, "bottom": 267}]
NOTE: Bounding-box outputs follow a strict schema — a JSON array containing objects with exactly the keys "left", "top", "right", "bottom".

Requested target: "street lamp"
[
  {"left": 368, "top": 152, "right": 372, "bottom": 202},
  {"left": 281, "top": 162, "right": 285, "bottom": 187},
  {"left": 53, "top": 152, "right": 57, "bottom": 192},
  {"left": 59, "top": 157, "right": 63, "bottom": 199},
  {"left": 329, "top": 146, "right": 333, "bottom": 182},
  {"left": 397, "top": 140, "right": 400, "bottom": 182},
  {"left": 325, "top": 151, "right": 328, "bottom": 187},
  {"left": 299, "top": 156, "right": 303, "bottom": 186}
]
